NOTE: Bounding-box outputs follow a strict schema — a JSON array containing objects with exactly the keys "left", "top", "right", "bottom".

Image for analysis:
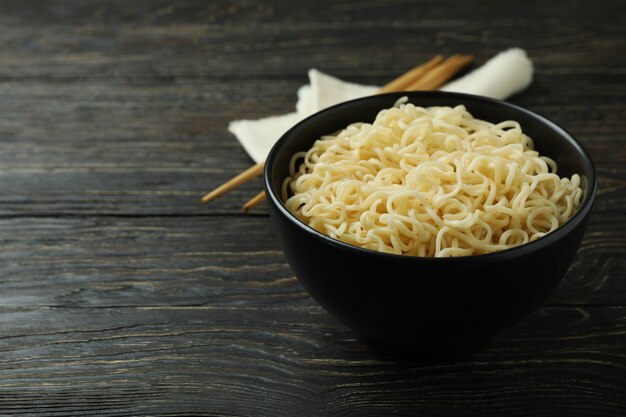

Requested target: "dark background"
[{"left": 0, "top": 0, "right": 624, "bottom": 415}]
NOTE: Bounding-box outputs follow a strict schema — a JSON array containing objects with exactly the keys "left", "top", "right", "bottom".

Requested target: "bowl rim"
[{"left": 264, "top": 91, "right": 598, "bottom": 263}]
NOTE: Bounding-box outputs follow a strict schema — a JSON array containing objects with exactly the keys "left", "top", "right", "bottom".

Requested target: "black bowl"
[{"left": 264, "top": 91, "right": 597, "bottom": 360}]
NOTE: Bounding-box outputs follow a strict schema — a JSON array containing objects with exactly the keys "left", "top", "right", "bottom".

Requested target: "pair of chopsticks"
[{"left": 202, "top": 53, "right": 474, "bottom": 211}]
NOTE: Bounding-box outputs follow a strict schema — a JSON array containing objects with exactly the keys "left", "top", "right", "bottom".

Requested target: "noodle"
[{"left": 282, "top": 102, "right": 583, "bottom": 257}]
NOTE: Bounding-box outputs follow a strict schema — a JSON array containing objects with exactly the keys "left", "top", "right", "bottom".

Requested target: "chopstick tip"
[
  {"left": 201, "top": 192, "right": 215, "bottom": 204},
  {"left": 241, "top": 190, "right": 266, "bottom": 213}
]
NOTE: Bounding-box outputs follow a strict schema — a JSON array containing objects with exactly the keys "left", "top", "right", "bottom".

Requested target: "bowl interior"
[{"left": 266, "top": 91, "right": 596, "bottom": 239}]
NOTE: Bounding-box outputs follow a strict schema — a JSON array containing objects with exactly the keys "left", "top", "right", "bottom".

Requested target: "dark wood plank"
[
  {"left": 0, "top": 216, "right": 302, "bottom": 308},
  {"left": 0, "top": 215, "right": 621, "bottom": 308},
  {"left": 0, "top": 304, "right": 624, "bottom": 416},
  {"left": 0, "top": 0, "right": 623, "bottom": 27},
  {"left": 0, "top": 80, "right": 621, "bottom": 216},
  {"left": 0, "top": 1, "right": 620, "bottom": 80}
]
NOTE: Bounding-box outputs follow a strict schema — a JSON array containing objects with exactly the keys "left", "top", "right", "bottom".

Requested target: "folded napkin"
[{"left": 229, "top": 48, "right": 533, "bottom": 163}]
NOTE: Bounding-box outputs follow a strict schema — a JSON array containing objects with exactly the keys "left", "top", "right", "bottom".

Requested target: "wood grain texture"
[
  {"left": 0, "top": 80, "right": 621, "bottom": 215},
  {"left": 0, "top": 305, "right": 625, "bottom": 416},
  {"left": 0, "top": 0, "right": 620, "bottom": 80},
  {"left": 0, "top": 0, "right": 623, "bottom": 416},
  {"left": 0, "top": 215, "right": 622, "bottom": 308}
]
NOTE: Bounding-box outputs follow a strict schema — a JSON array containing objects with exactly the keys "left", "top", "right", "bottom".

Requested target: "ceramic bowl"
[{"left": 264, "top": 91, "right": 597, "bottom": 360}]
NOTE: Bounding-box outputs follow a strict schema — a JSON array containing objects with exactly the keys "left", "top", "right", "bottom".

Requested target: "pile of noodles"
[{"left": 282, "top": 102, "right": 583, "bottom": 257}]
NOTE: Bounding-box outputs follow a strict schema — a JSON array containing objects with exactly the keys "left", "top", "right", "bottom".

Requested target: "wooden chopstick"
[
  {"left": 201, "top": 161, "right": 264, "bottom": 204},
  {"left": 404, "top": 54, "right": 474, "bottom": 91},
  {"left": 242, "top": 190, "right": 266, "bottom": 213},
  {"left": 203, "top": 54, "right": 474, "bottom": 211},
  {"left": 378, "top": 55, "right": 444, "bottom": 93}
]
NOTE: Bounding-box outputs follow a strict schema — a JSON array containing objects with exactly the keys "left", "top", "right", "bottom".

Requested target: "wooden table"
[{"left": 0, "top": 1, "right": 624, "bottom": 415}]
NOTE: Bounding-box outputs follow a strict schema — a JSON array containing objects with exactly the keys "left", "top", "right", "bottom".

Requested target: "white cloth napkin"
[{"left": 229, "top": 48, "right": 533, "bottom": 163}]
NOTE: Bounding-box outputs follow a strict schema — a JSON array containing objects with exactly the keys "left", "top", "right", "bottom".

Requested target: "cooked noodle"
[{"left": 282, "top": 101, "right": 583, "bottom": 257}]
